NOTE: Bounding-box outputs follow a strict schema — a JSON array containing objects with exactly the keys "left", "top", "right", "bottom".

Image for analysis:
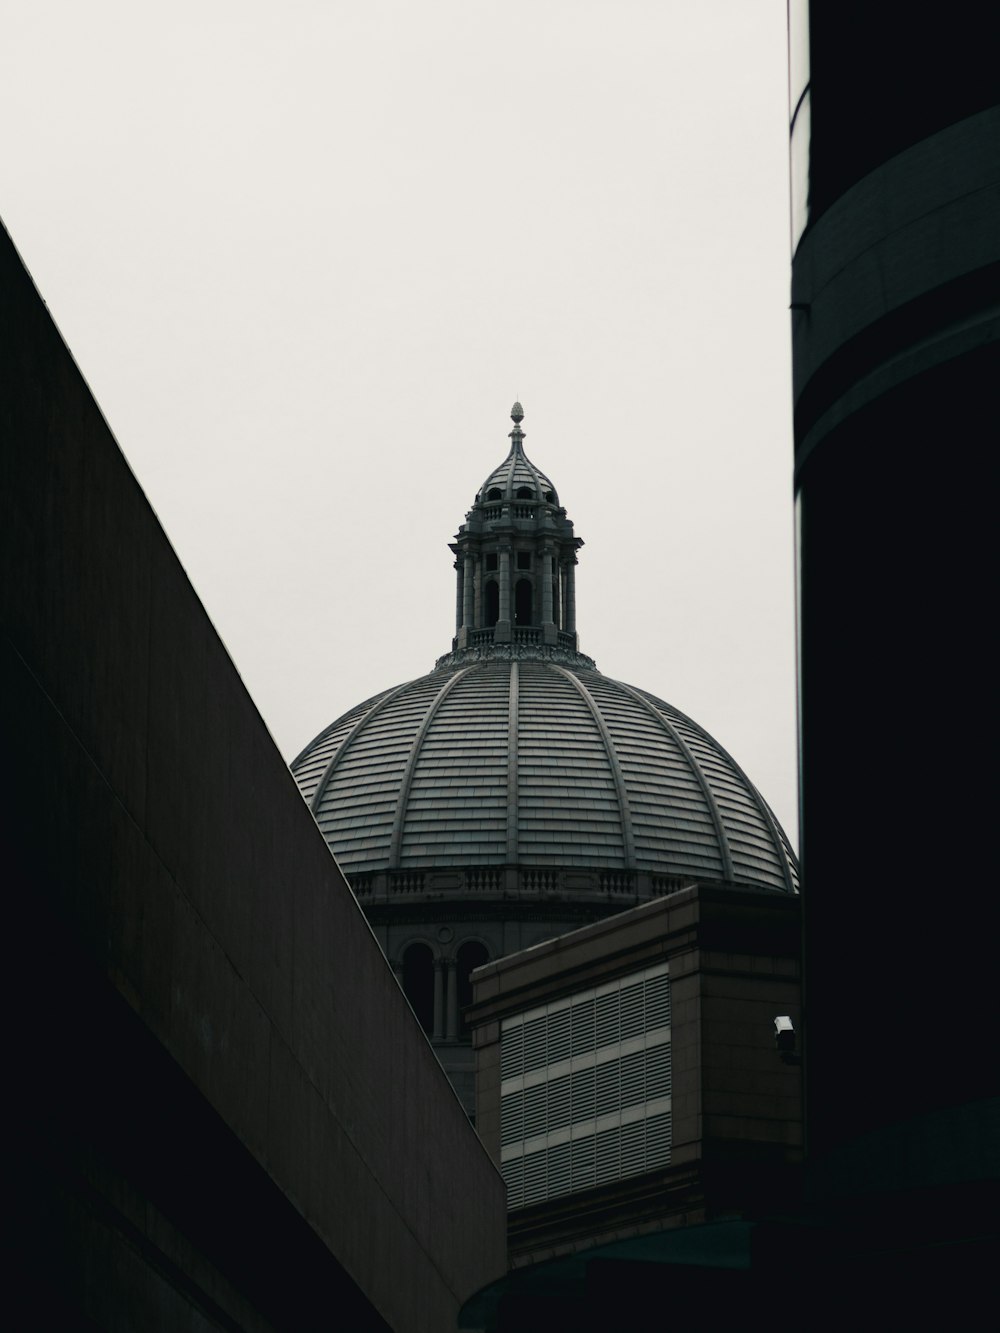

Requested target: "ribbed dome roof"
[
  {"left": 292, "top": 658, "right": 798, "bottom": 894},
  {"left": 293, "top": 403, "right": 797, "bottom": 905}
]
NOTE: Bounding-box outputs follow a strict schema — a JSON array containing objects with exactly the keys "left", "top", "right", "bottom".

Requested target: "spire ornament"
[{"left": 509, "top": 400, "right": 525, "bottom": 448}]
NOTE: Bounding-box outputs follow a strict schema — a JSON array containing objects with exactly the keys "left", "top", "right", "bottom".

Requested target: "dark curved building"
[
  {"left": 293, "top": 405, "right": 797, "bottom": 1111},
  {"left": 789, "top": 6, "right": 999, "bottom": 1311}
]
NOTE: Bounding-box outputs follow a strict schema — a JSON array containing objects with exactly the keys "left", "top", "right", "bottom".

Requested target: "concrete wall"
[{"left": 1, "top": 221, "right": 505, "bottom": 1330}]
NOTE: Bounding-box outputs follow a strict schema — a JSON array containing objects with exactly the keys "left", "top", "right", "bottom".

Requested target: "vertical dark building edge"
[{"left": 791, "top": 3, "right": 1000, "bottom": 1298}]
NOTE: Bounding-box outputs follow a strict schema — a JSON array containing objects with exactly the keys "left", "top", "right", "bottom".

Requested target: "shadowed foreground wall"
[{"left": 0, "top": 221, "right": 505, "bottom": 1331}]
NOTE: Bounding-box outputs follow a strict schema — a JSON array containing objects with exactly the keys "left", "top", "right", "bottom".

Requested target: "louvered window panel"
[
  {"left": 546, "top": 1073, "right": 571, "bottom": 1133},
  {"left": 620, "top": 981, "right": 644, "bottom": 1039},
  {"left": 620, "top": 1119, "right": 646, "bottom": 1177},
  {"left": 547, "top": 1008, "right": 571, "bottom": 1065},
  {"left": 595, "top": 1059, "right": 620, "bottom": 1116},
  {"left": 645, "top": 1042, "right": 672, "bottom": 1100},
  {"left": 501, "top": 1024, "right": 524, "bottom": 1080},
  {"left": 501, "top": 1090, "right": 523, "bottom": 1146},
  {"left": 523, "top": 1084, "right": 546, "bottom": 1139},
  {"left": 596, "top": 991, "right": 620, "bottom": 1048},
  {"left": 620, "top": 1049, "right": 646, "bottom": 1109},
  {"left": 523, "top": 1016, "right": 547, "bottom": 1073},
  {"left": 547, "top": 1141, "right": 571, "bottom": 1198},
  {"left": 644, "top": 973, "right": 670, "bottom": 1031},
  {"left": 572, "top": 1133, "right": 597, "bottom": 1193},
  {"left": 523, "top": 1149, "right": 547, "bottom": 1207},
  {"left": 571, "top": 1066, "right": 596, "bottom": 1121},
  {"left": 499, "top": 962, "right": 671, "bottom": 1210},
  {"left": 571, "top": 997, "right": 596, "bottom": 1055}
]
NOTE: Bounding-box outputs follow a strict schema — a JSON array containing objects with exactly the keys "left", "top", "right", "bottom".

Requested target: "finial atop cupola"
[{"left": 509, "top": 400, "right": 525, "bottom": 449}]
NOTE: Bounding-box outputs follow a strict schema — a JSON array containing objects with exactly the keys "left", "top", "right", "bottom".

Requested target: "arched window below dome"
[
  {"left": 515, "top": 485, "right": 534, "bottom": 500},
  {"left": 515, "top": 578, "right": 533, "bottom": 625},
  {"left": 485, "top": 579, "right": 500, "bottom": 626},
  {"left": 402, "top": 943, "right": 434, "bottom": 1034},
  {"left": 486, "top": 487, "right": 503, "bottom": 501},
  {"left": 457, "top": 941, "right": 490, "bottom": 1037}
]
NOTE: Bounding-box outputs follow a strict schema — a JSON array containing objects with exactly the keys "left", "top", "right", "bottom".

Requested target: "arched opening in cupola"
[
  {"left": 515, "top": 485, "right": 533, "bottom": 500},
  {"left": 486, "top": 487, "right": 503, "bottom": 502},
  {"left": 515, "top": 578, "right": 533, "bottom": 625},
  {"left": 485, "top": 579, "right": 500, "bottom": 626}
]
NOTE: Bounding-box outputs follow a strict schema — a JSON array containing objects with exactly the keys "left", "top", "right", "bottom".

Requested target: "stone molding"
[{"left": 435, "top": 641, "right": 596, "bottom": 670}]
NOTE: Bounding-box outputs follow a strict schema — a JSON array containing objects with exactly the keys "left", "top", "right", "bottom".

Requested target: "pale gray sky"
[{"left": 3, "top": 1, "right": 799, "bottom": 844}]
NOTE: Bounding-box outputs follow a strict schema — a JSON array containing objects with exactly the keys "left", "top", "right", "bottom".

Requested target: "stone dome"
[
  {"left": 291, "top": 402, "right": 796, "bottom": 1113},
  {"left": 293, "top": 658, "right": 798, "bottom": 895},
  {"left": 292, "top": 402, "right": 796, "bottom": 902}
]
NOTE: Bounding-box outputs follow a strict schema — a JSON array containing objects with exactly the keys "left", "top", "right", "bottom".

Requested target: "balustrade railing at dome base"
[
  {"left": 343, "top": 868, "right": 698, "bottom": 904},
  {"left": 463, "top": 627, "right": 574, "bottom": 648},
  {"left": 481, "top": 502, "right": 538, "bottom": 522}
]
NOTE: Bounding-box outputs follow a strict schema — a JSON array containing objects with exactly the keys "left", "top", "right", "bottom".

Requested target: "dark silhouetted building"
[
  {"left": 1, "top": 222, "right": 505, "bottom": 1331},
  {"left": 790, "top": 5, "right": 999, "bottom": 1315}
]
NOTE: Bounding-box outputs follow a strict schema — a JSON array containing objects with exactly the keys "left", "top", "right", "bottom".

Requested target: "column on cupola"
[
  {"left": 433, "top": 958, "right": 445, "bottom": 1040},
  {"left": 455, "top": 560, "right": 464, "bottom": 633},
  {"left": 496, "top": 545, "right": 512, "bottom": 641},
  {"left": 553, "top": 555, "right": 562, "bottom": 629},
  {"left": 462, "top": 550, "right": 475, "bottom": 628},
  {"left": 473, "top": 555, "right": 482, "bottom": 628},
  {"left": 566, "top": 559, "right": 577, "bottom": 633},
  {"left": 541, "top": 547, "right": 557, "bottom": 644},
  {"left": 541, "top": 549, "right": 553, "bottom": 622}
]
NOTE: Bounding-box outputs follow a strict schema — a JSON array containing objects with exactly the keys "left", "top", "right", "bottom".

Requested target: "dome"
[
  {"left": 291, "top": 401, "right": 796, "bottom": 1112},
  {"left": 294, "top": 658, "right": 798, "bottom": 894},
  {"left": 475, "top": 401, "right": 560, "bottom": 506},
  {"left": 292, "top": 401, "right": 796, "bottom": 902}
]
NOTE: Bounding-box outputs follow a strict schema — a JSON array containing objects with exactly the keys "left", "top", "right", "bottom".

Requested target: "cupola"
[{"left": 449, "top": 404, "right": 583, "bottom": 655}]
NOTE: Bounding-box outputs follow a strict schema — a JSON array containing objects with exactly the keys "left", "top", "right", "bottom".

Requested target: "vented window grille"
[{"left": 499, "top": 962, "right": 671, "bottom": 1210}]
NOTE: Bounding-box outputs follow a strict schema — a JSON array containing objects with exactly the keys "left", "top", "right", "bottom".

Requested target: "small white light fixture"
[{"left": 774, "top": 1015, "right": 799, "bottom": 1064}]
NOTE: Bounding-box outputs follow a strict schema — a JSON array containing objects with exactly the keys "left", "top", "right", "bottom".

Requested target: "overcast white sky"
[{"left": 3, "top": 1, "right": 800, "bottom": 845}]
